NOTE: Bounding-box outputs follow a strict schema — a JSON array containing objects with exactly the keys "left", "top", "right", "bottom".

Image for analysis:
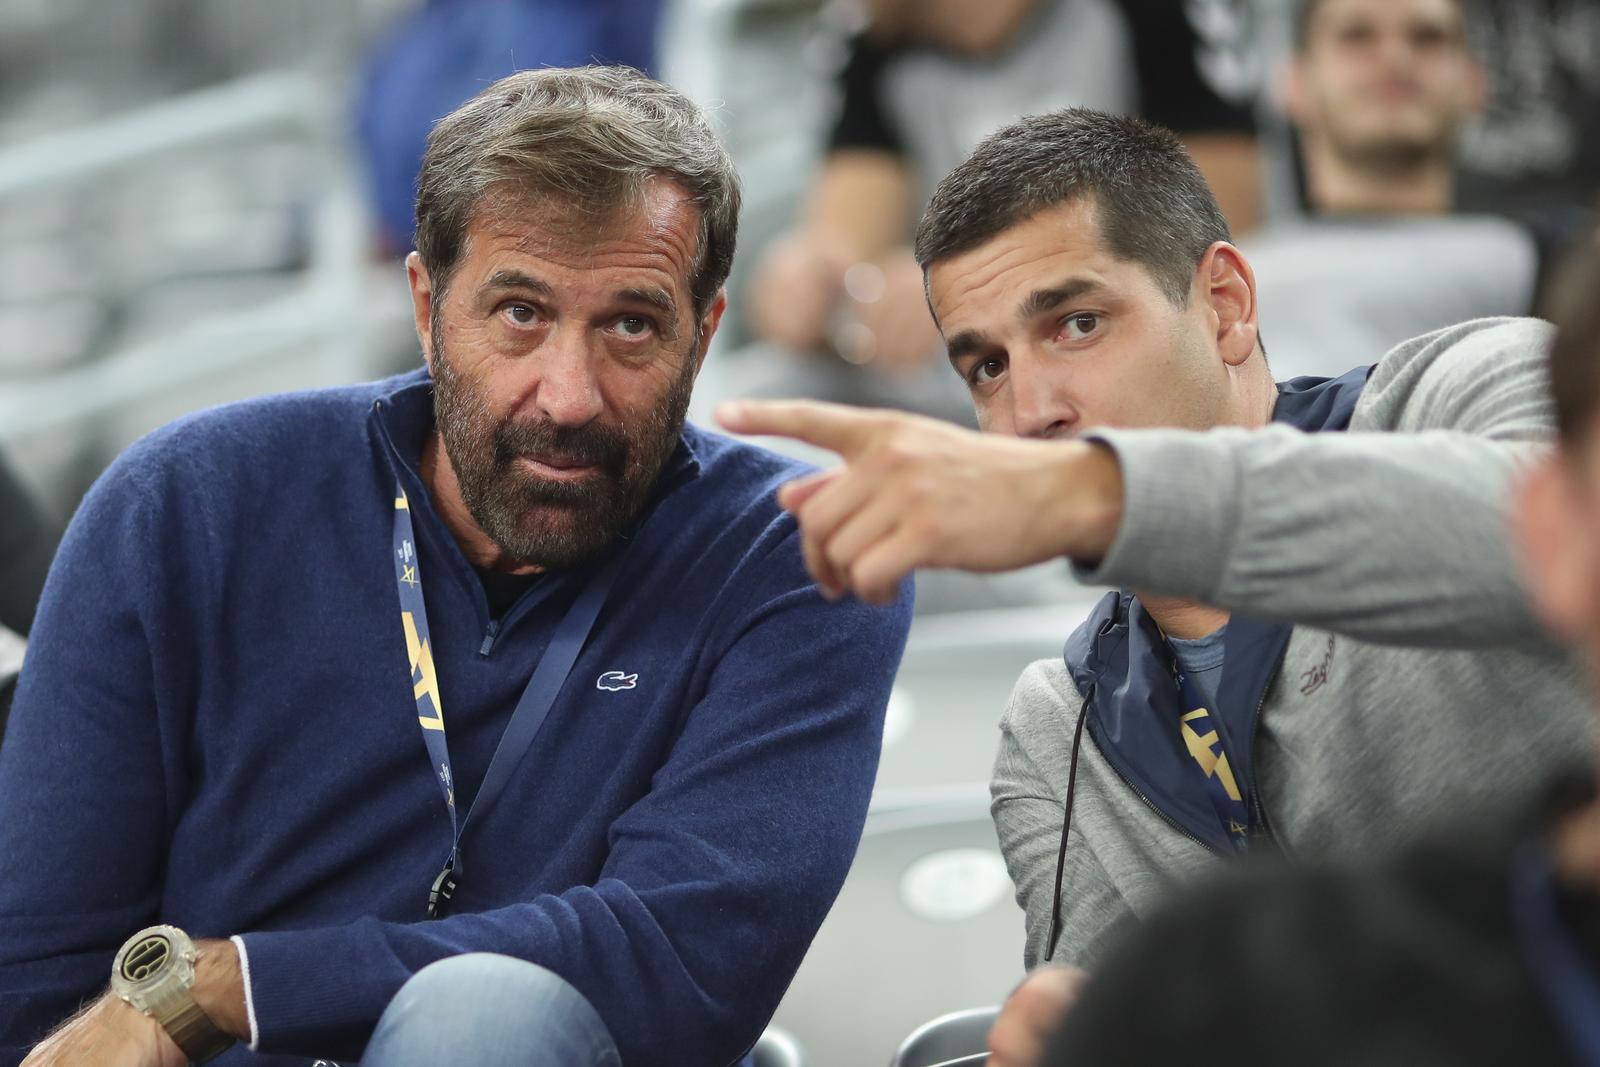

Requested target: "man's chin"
[{"left": 487, "top": 505, "right": 630, "bottom": 570}]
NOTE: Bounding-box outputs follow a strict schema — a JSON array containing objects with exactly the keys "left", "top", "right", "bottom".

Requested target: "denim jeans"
[{"left": 358, "top": 953, "right": 621, "bottom": 1067}]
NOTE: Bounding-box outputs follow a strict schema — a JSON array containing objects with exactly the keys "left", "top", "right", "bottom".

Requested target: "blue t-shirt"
[{"left": 1169, "top": 625, "right": 1228, "bottom": 715}]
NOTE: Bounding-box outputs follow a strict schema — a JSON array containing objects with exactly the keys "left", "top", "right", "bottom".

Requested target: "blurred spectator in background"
[
  {"left": 0, "top": 449, "right": 55, "bottom": 638},
  {"left": 1247, "top": 0, "right": 1544, "bottom": 379},
  {"left": 1458, "top": 0, "right": 1600, "bottom": 229},
  {"left": 0, "top": 625, "right": 21, "bottom": 744},
  {"left": 0, "top": 448, "right": 52, "bottom": 742},
  {"left": 737, "top": 0, "right": 1262, "bottom": 422},
  {"left": 355, "top": 0, "right": 664, "bottom": 255}
]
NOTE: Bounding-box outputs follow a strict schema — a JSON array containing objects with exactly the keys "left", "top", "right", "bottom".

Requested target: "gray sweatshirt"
[{"left": 991, "top": 317, "right": 1595, "bottom": 970}]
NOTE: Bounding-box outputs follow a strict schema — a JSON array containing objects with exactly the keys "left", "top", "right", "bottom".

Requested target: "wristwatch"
[{"left": 110, "top": 925, "right": 235, "bottom": 1063}]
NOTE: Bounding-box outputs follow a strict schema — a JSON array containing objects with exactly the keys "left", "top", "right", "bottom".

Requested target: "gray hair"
[{"left": 414, "top": 66, "right": 741, "bottom": 318}]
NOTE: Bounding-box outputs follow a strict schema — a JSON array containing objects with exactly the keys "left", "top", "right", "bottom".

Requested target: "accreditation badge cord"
[
  {"left": 1511, "top": 845, "right": 1600, "bottom": 1067},
  {"left": 1168, "top": 651, "right": 1251, "bottom": 852},
  {"left": 394, "top": 482, "right": 625, "bottom": 918}
]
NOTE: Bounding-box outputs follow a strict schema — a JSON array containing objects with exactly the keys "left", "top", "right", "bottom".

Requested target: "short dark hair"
[
  {"left": 914, "top": 108, "right": 1231, "bottom": 307},
  {"left": 414, "top": 66, "right": 741, "bottom": 319},
  {"left": 1546, "top": 238, "right": 1600, "bottom": 447},
  {"left": 1293, "top": 0, "right": 1465, "bottom": 52}
]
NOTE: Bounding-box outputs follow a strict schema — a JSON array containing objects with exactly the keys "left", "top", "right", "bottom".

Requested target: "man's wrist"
[
  {"left": 190, "top": 938, "right": 251, "bottom": 1041},
  {"left": 1050, "top": 440, "right": 1124, "bottom": 563}
]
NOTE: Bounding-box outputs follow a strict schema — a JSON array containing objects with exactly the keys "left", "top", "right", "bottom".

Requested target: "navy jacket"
[
  {"left": 0, "top": 369, "right": 913, "bottom": 1066},
  {"left": 1064, "top": 368, "right": 1371, "bottom": 853}
]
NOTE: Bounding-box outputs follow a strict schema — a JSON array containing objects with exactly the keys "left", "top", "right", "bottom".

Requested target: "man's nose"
[
  {"left": 531, "top": 328, "right": 605, "bottom": 427},
  {"left": 1007, "top": 352, "right": 1079, "bottom": 440},
  {"left": 1377, "top": 28, "right": 1418, "bottom": 68}
]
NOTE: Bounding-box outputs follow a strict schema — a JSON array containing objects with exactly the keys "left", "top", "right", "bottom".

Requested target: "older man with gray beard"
[{"left": 0, "top": 67, "right": 912, "bottom": 1067}]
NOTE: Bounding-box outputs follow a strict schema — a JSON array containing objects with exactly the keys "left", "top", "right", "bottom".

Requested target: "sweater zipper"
[
  {"left": 479, "top": 619, "right": 500, "bottom": 657},
  {"left": 1245, "top": 643, "right": 1291, "bottom": 849}
]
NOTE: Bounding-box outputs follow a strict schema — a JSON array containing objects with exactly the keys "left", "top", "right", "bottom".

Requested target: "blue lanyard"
[
  {"left": 393, "top": 482, "right": 624, "bottom": 918},
  {"left": 1511, "top": 844, "right": 1600, "bottom": 1067},
  {"left": 1167, "top": 647, "right": 1251, "bottom": 852}
]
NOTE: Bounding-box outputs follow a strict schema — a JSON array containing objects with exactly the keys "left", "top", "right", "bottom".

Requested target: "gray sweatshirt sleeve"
[
  {"left": 1077, "top": 318, "right": 1557, "bottom": 650},
  {"left": 992, "top": 660, "right": 1132, "bottom": 970}
]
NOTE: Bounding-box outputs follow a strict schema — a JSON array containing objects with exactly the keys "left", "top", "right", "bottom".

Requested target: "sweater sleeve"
[
  {"left": 234, "top": 543, "right": 915, "bottom": 1065},
  {"left": 1076, "top": 318, "right": 1559, "bottom": 651},
  {"left": 0, "top": 452, "right": 173, "bottom": 1063}
]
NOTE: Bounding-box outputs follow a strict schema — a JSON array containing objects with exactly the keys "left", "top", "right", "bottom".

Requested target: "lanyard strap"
[
  {"left": 1168, "top": 650, "right": 1251, "bottom": 851},
  {"left": 394, "top": 483, "right": 624, "bottom": 915},
  {"left": 1511, "top": 845, "right": 1600, "bottom": 1067}
]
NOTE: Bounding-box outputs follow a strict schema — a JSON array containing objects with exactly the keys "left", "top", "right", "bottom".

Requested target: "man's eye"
[
  {"left": 972, "top": 357, "right": 1006, "bottom": 385},
  {"left": 1060, "top": 314, "right": 1100, "bottom": 341},
  {"left": 613, "top": 316, "right": 654, "bottom": 340},
  {"left": 502, "top": 303, "right": 540, "bottom": 326}
]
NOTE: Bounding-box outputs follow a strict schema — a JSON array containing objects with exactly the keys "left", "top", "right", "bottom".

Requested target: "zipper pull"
[{"left": 478, "top": 619, "right": 499, "bottom": 657}]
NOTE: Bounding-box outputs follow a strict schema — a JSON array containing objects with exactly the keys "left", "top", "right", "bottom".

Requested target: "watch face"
[
  {"left": 111, "top": 924, "right": 196, "bottom": 1010},
  {"left": 119, "top": 932, "right": 175, "bottom": 983}
]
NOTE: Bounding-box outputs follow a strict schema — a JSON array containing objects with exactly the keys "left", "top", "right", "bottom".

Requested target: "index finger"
[{"left": 715, "top": 398, "right": 884, "bottom": 456}]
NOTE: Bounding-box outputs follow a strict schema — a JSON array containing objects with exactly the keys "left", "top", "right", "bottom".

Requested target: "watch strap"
[{"left": 157, "top": 994, "right": 235, "bottom": 1064}]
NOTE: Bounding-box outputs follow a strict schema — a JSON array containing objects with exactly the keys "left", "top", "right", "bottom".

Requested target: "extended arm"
[{"left": 719, "top": 320, "right": 1561, "bottom": 651}]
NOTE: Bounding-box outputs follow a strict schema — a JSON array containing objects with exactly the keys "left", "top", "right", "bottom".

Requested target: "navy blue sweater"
[{"left": 0, "top": 369, "right": 913, "bottom": 1066}]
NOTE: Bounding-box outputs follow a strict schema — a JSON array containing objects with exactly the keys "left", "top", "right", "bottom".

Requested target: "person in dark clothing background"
[
  {"left": 0, "top": 446, "right": 56, "bottom": 739},
  {"left": 0, "top": 447, "right": 56, "bottom": 637}
]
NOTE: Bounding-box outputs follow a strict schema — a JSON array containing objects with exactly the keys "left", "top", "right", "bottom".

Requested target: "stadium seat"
[
  {"left": 769, "top": 799, "right": 1022, "bottom": 1065},
  {"left": 752, "top": 1025, "right": 805, "bottom": 1067},
  {"left": 888, "top": 1006, "right": 1000, "bottom": 1067}
]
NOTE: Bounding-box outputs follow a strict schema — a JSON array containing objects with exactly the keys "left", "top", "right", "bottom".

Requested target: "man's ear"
[
  {"left": 692, "top": 290, "right": 729, "bottom": 377},
  {"left": 1196, "top": 242, "right": 1260, "bottom": 368},
  {"left": 1515, "top": 454, "right": 1597, "bottom": 643},
  {"left": 406, "top": 251, "right": 436, "bottom": 373}
]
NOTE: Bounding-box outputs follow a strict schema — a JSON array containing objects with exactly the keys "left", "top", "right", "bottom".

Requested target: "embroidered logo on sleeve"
[
  {"left": 597, "top": 671, "right": 639, "bottom": 692},
  {"left": 1299, "top": 635, "right": 1336, "bottom": 696}
]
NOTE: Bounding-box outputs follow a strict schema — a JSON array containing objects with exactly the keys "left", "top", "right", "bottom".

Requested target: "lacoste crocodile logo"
[{"left": 597, "top": 671, "right": 639, "bottom": 692}]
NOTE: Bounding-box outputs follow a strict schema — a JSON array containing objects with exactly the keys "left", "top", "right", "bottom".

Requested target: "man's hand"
[
  {"left": 22, "top": 994, "right": 186, "bottom": 1067},
  {"left": 987, "top": 966, "right": 1091, "bottom": 1067},
  {"left": 24, "top": 937, "right": 247, "bottom": 1067},
  {"left": 715, "top": 400, "right": 1124, "bottom": 603}
]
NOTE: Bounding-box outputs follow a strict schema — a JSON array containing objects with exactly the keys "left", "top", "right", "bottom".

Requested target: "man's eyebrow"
[
  {"left": 617, "top": 286, "right": 678, "bottom": 320},
  {"left": 945, "top": 329, "right": 993, "bottom": 365},
  {"left": 946, "top": 278, "right": 1113, "bottom": 363},
  {"left": 483, "top": 269, "right": 553, "bottom": 295},
  {"left": 1017, "top": 278, "right": 1108, "bottom": 322}
]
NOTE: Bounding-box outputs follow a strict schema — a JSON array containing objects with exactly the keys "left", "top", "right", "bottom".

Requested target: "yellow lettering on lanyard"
[
  {"left": 402, "top": 610, "right": 445, "bottom": 731},
  {"left": 1180, "top": 708, "right": 1243, "bottom": 802}
]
